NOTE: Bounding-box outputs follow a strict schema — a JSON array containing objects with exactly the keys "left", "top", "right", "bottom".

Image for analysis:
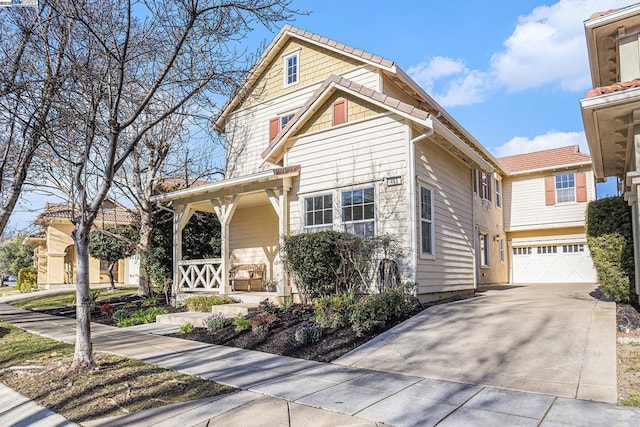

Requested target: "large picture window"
[
  {"left": 342, "top": 187, "right": 375, "bottom": 236},
  {"left": 555, "top": 173, "right": 575, "bottom": 203},
  {"left": 304, "top": 194, "right": 333, "bottom": 232},
  {"left": 420, "top": 186, "right": 434, "bottom": 256}
]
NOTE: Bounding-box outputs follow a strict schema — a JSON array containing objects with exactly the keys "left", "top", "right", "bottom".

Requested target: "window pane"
[
  {"left": 364, "top": 187, "right": 374, "bottom": 203},
  {"left": 421, "top": 221, "right": 432, "bottom": 254},
  {"left": 343, "top": 206, "right": 352, "bottom": 222},
  {"left": 314, "top": 211, "right": 323, "bottom": 225},
  {"left": 353, "top": 205, "right": 363, "bottom": 221},
  {"left": 342, "top": 191, "right": 351, "bottom": 206},
  {"left": 363, "top": 203, "right": 374, "bottom": 219},
  {"left": 323, "top": 195, "right": 332, "bottom": 208},
  {"left": 324, "top": 209, "right": 333, "bottom": 224},
  {"left": 314, "top": 196, "right": 322, "bottom": 210},
  {"left": 305, "top": 212, "right": 313, "bottom": 226},
  {"left": 305, "top": 198, "right": 313, "bottom": 211},
  {"left": 353, "top": 189, "right": 363, "bottom": 204}
]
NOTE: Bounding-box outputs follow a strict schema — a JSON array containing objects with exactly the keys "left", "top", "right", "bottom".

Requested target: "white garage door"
[{"left": 512, "top": 244, "right": 598, "bottom": 284}]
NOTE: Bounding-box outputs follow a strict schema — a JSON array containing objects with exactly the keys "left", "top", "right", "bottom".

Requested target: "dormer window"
[{"left": 283, "top": 51, "right": 299, "bottom": 87}]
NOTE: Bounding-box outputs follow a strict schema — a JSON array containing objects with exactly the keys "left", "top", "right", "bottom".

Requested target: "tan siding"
[
  {"left": 414, "top": 138, "right": 475, "bottom": 292},
  {"left": 229, "top": 204, "right": 280, "bottom": 281},
  {"left": 287, "top": 115, "right": 410, "bottom": 251},
  {"left": 294, "top": 92, "right": 387, "bottom": 136},
  {"left": 503, "top": 167, "right": 595, "bottom": 231},
  {"left": 238, "top": 39, "right": 364, "bottom": 110},
  {"left": 382, "top": 75, "right": 421, "bottom": 107}
]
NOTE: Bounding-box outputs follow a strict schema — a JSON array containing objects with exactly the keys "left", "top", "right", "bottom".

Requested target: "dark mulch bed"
[
  {"left": 34, "top": 295, "right": 183, "bottom": 327},
  {"left": 617, "top": 301, "right": 640, "bottom": 336}
]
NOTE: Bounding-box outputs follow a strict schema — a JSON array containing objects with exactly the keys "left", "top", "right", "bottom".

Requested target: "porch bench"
[{"left": 229, "top": 264, "right": 266, "bottom": 292}]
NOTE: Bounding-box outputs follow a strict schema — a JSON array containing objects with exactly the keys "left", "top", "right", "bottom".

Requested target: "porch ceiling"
[
  {"left": 188, "top": 191, "right": 269, "bottom": 214},
  {"left": 581, "top": 88, "right": 640, "bottom": 180}
]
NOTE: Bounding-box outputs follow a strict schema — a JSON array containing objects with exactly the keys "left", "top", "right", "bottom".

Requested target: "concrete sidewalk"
[{"left": 2, "top": 302, "right": 640, "bottom": 426}]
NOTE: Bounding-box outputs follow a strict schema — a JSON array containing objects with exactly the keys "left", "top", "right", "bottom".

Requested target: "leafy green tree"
[
  {"left": 0, "top": 234, "right": 34, "bottom": 279},
  {"left": 88, "top": 226, "right": 136, "bottom": 291}
]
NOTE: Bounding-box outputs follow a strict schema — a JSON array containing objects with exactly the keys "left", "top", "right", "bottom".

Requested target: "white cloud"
[
  {"left": 493, "top": 130, "right": 588, "bottom": 157},
  {"left": 490, "top": 0, "right": 630, "bottom": 92},
  {"left": 407, "top": 57, "right": 491, "bottom": 107}
]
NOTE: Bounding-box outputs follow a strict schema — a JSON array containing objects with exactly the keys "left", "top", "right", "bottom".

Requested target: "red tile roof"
[
  {"left": 585, "top": 78, "right": 640, "bottom": 98},
  {"left": 497, "top": 145, "right": 591, "bottom": 173},
  {"left": 589, "top": 8, "right": 623, "bottom": 20},
  {"left": 35, "top": 202, "right": 134, "bottom": 225}
]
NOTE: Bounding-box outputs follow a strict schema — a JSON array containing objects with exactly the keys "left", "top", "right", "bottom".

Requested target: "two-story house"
[
  {"left": 581, "top": 4, "right": 640, "bottom": 300},
  {"left": 155, "top": 25, "right": 597, "bottom": 303}
]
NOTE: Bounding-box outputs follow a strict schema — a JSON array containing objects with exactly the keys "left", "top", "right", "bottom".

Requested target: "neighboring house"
[
  {"left": 154, "top": 25, "right": 597, "bottom": 303},
  {"left": 26, "top": 199, "right": 140, "bottom": 288},
  {"left": 499, "top": 146, "right": 597, "bottom": 284},
  {"left": 581, "top": 4, "right": 640, "bottom": 300}
]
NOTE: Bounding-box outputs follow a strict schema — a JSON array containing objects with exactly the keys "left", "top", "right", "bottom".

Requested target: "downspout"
[{"left": 408, "top": 124, "right": 434, "bottom": 289}]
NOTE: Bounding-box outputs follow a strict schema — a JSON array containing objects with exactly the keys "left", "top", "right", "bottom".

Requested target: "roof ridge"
[{"left": 497, "top": 145, "right": 586, "bottom": 160}]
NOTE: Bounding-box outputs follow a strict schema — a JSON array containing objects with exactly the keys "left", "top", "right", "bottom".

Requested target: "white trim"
[
  {"left": 554, "top": 172, "right": 577, "bottom": 204},
  {"left": 302, "top": 191, "right": 334, "bottom": 232},
  {"left": 340, "top": 184, "right": 377, "bottom": 237},
  {"left": 418, "top": 184, "right": 435, "bottom": 260},
  {"left": 506, "top": 161, "right": 592, "bottom": 177}
]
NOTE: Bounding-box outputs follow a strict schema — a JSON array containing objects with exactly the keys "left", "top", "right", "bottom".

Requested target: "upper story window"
[
  {"left": 268, "top": 113, "right": 295, "bottom": 141},
  {"left": 474, "top": 170, "right": 492, "bottom": 201},
  {"left": 342, "top": 187, "right": 375, "bottom": 237},
  {"left": 304, "top": 194, "right": 333, "bottom": 232},
  {"left": 555, "top": 173, "right": 575, "bottom": 204},
  {"left": 283, "top": 51, "right": 299, "bottom": 87},
  {"left": 495, "top": 179, "right": 502, "bottom": 208},
  {"left": 420, "top": 186, "right": 434, "bottom": 257}
]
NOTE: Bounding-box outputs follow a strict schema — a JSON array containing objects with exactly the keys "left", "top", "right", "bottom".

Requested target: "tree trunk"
[
  {"left": 137, "top": 209, "right": 153, "bottom": 297},
  {"left": 71, "top": 223, "right": 94, "bottom": 370},
  {"left": 107, "top": 262, "right": 116, "bottom": 291}
]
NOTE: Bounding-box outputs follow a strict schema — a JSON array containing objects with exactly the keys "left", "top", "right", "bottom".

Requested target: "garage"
[{"left": 511, "top": 243, "right": 598, "bottom": 284}]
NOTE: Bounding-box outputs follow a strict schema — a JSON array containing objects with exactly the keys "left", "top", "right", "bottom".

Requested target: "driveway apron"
[{"left": 335, "top": 283, "right": 617, "bottom": 403}]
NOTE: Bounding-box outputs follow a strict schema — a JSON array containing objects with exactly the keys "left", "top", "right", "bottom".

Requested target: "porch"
[{"left": 151, "top": 167, "right": 300, "bottom": 301}]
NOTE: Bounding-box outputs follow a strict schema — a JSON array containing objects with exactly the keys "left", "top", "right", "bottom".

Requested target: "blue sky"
[{"left": 7, "top": 0, "right": 629, "bottom": 233}]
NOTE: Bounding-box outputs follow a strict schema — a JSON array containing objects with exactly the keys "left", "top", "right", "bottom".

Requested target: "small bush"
[
  {"left": 205, "top": 313, "right": 228, "bottom": 332},
  {"left": 185, "top": 295, "right": 238, "bottom": 312},
  {"left": 123, "top": 301, "right": 139, "bottom": 309},
  {"left": 251, "top": 313, "right": 276, "bottom": 333},
  {"left": 17, "top": 267, "right": 37, "bottom": 293},
  {"left": 294, "top": 321, "right": 323, "bottom": 344},
  {"left": 232, "top": 313, "right": 251, "bottom": 332},
  {"left": 179, "top": 322, "right": 195, "bottom": 333},
  {"left": 588, "top": 234, "right": 633, "bottom": 302},
  {"left": 258, "top": 299, "right": 279, "bottom": 316},
  {"left": 112, "top": 309, "right": 128, "bottom": 322},
  {"left": 116, "top": 307, "right": 168, "bottom": 327},
  {"left": 349, "top": 286, "right": 420, "bottom": 336},
  {"left": 314, "top": 293, "right": 357, "bottom": 328},
  {"left": 141, "top": 296, "right": 158, "bottom": 307},
  {"left": 99, "top": 303, "right": 115, "bottom": 315}
]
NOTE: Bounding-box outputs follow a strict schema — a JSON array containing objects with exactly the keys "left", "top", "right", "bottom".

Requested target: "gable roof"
[
  {"left": 35, "top": 202, "right": 134, "bottom": 225},
  {"left": 262, "top": 74, "right": 494, "bottom": 173},
  {"left": 213, "top": 25, "right": 396, "bottom": 133},
  {"left": 497, "top": 145, "right": 592, "bottom": 174}
]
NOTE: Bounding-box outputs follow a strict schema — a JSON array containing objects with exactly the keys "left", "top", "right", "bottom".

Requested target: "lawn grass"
[
  {"left": 0, "top": 321, "right": 233, "bottom": 423},
  {"left": 8, "top": 287, "right": 138, "bottom": 309},
  {"left": 618, "top": 342, "right": 640, "bottom": 406}
]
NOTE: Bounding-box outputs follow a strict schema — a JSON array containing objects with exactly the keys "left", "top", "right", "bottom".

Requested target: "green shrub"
[
  {"left": 17, "top": 267, "right": 37, "bottom": 293},
  {"left": 588, "top": 234, "right": 633, "bottom": 302},
  {"left": 141, "top": 296, "right": 158, "bottom": 307},
  {"left": 251, "top": 313, "right": 276, "bottom": 333},
  {"left": 179, "top": 322, "right": 195, "bottom": 333},
  {"left": 586, "top": 196, "right": 635, "bottom": 296},
  {"left": 294, "top": 321, "right": 323, "bottom": 344},
  {"left": 314, "top": 293, "right": 357, "bottom": 328},
  {"left": 185, "top": 295, "right": 238, "bottom": 312},
  {"left": 349, "top": 286, "right": 420, "bottom": 336},
  {"left": 205, "top": 313, "right": 228, "bottom": 332},
  {"left": 116, "top": 307, "right": 168, "bottom": 327},
  {"left": 258, "top": 298, "right": 279, "bottom": 316},
  {"left": 112, "top": 309, "right": 128, "bottom": 322},
  {"left": 232, "top": 313, "right": 251, "bottom": 332}
]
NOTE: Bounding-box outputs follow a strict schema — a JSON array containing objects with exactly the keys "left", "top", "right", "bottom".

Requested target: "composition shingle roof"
[
  {"left": 497, "top": 145, "right": 591, "bottom": 173},
  {"left": 261, "top": 74, "right": 430, "bottom": 161},
  {"left": 35, "top": 202, "right": 134, "bottom": 225}
]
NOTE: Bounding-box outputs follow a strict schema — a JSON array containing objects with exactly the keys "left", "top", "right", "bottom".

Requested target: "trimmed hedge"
[
  {"left": 17, "top": 267, "right": 38, "bottom": 293},
  {"left": 586, "top": 196, "right": 634, "bottom": 301},
  {"left": 184, "top": 295, "right": 238, "bottom": 312}
]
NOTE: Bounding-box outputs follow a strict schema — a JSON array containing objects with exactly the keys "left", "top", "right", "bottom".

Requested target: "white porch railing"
[{"left": 176, "top": 258, "right": 223, "bottom": 292}]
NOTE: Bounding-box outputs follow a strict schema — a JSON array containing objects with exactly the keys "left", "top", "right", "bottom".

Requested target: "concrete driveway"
[{"left": 335, "top": 283, "right": 617, "bottom": 403}]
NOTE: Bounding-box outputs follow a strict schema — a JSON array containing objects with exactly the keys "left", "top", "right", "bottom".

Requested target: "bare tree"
[
  {"left": 0, "top": 4, "right": 72, "bottom": 236},
  {"left": 30, "top": 0, "right": 298, "bottom": 369}
]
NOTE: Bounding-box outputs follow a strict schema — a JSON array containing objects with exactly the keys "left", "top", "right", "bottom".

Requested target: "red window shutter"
[
  {"left": 269, "top": 118, "right": 279, "bottom": 141},
  {"left": 544, "top": 176, "right": 556, "bottom": 206},
  {"left": 332, "top": 99, "right": 347, "bottom": 126},
  {"left": 576, "top": 172, "right": 587, "bottom": 202}
]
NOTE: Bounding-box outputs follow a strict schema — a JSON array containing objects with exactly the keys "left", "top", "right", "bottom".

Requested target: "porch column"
[
  {"left": 212, "top": 196, "right": 238, "bottom": 295},
  {"left": 267, "top": 178, "right": 292, "bottom": 298},
  {"left": 172, "top": 204, "right": 194, "bottom": 299}
]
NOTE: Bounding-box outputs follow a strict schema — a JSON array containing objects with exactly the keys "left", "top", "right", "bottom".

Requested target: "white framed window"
[
  {"left": 513, "top": 247, "right": 532, "bottom": 255},
  {"left": 562, "top": 244, "right": 584, "bottom": 253},
  {"left": 555, "top": 173, "right": 575, "bottom": 204},
  {"left": 342, "top": 186, "right": 375, "bottom": 237},
  {"left": 280, "top": 113, "right": 294, "bottom": 129},
  {"left": 304, "top": 194, "right": 333, "bottom": 232},
  {"left": 495, "top": 179, "right": 502, "bottom": 208},
  {"left": 283, "top": 51, "right": 299, "bottom": 87},
  {"left": 499, "top": 239, "right": 505, "bottom": 263},
  {"left": 479, "top": 232, "right": 489, "bottom": 267},
  {"left": 537, "top": 245, "right": 557, "bottom": 255},
  {"left": 420, "top": 186, "right": 434, "bottom": 257}
]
